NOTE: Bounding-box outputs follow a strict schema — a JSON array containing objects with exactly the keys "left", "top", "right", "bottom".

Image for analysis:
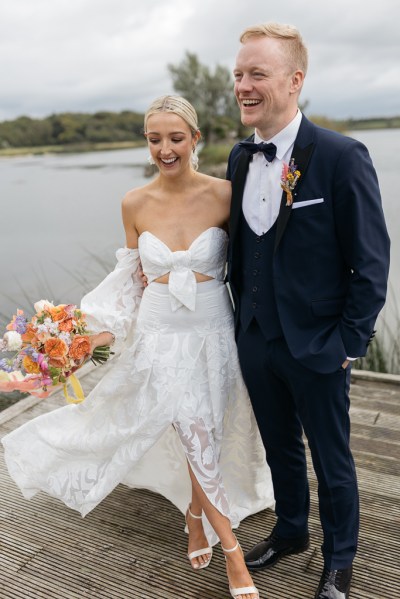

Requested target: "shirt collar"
[{"left": 254, "top": 110, "right": 302, "bottom": 161}]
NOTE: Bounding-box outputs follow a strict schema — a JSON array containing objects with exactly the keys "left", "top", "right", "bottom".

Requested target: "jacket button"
[
  {"left": 252, "top": 286, "right": 258, "bottom": 293},
  {"left": 254, "top": 252, "right": 261, "bottom": 258},
  {"left": 252, "top": 269, "right": 258, "bottom": 276},
  {"left": 252, "top": 302, "right": 257, "bottom": 309}
]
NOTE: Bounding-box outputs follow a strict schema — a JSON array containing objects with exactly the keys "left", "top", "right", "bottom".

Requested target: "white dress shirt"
[{"left": 242, "top": 110, "right": 302, "bottom": 236}]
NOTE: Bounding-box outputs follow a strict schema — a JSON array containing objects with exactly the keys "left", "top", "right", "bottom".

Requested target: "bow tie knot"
[{"left": 239, "top": 140, "right": 277, "bottom": 163}]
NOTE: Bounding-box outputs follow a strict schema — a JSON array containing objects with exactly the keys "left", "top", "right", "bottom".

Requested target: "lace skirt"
[{"left": 2, "top": 280, "right": 274, "bottom": 544}]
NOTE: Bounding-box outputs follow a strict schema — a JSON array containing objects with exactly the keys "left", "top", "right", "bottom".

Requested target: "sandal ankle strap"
[
  {"left": 188, "top": 505, "right": 203, "bottom": 519},
  {"left": 221, "top": 539, "right": 240, "bottom": 553}
]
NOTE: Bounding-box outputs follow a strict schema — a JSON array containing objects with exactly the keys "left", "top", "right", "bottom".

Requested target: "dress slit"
[{"left": 174, "top": 418, "right": 231, "bottom": 520}]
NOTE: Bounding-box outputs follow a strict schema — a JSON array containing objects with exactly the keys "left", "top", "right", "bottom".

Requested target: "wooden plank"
[{"left": 0, "top": 371, "right": 399, "bottom": 598}]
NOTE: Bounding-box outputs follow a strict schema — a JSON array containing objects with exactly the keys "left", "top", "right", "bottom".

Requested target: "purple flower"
[
  {"left": 0, "top": 358, "right": 14, "bottom": 373},
  {"left": 14, "top": 314, "right": 28, "bottom": 334},
  {"left": 24, "top": 346, "right": 38, "bottom": 359}
]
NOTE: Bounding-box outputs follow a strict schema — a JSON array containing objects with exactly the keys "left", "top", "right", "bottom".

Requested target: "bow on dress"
[{"left": 168, "top": 252, "right": 198, "bottom": 312}]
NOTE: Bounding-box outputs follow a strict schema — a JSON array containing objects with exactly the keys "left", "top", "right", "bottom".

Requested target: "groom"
[{"left": 227, "top": 22, "right": 390, "bottom": 599}]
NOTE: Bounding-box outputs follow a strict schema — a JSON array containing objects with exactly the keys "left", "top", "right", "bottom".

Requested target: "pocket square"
[{"left": 292, "top": 198, "right": 324, "bottom": 209}]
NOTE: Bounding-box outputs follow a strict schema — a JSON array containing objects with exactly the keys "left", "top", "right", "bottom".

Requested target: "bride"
[{"left": 2, "top": 95, "right": 273, "bottom": 599}]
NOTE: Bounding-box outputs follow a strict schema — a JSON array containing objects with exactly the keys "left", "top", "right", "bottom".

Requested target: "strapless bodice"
[{"left": 138, "top": 227, "right": 229, "bottom": 311}]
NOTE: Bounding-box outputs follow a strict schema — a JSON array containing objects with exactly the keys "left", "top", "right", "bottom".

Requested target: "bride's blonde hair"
[{"left": 144, "top": 95, "right": 200, "bottom": 138}]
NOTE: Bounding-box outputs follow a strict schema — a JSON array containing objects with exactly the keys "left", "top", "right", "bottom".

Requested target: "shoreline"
[{"left": 0, "top": 140, "right": 146, "bottom": 158}]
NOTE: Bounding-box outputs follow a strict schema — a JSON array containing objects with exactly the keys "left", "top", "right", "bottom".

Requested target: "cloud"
[{"left": 0, "top": 0, "right": 399, "bottom": 120}]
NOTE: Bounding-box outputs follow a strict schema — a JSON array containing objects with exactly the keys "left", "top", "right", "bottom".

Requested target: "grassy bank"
[
  {"left": 199, "top": 143, "right": 231, "bottom": 177},
  {"left": 347, "top": 116, "right": 400, "bottom": 130},
  {"left": 0, "top": 140, "right": 146, "bottom": 157}
]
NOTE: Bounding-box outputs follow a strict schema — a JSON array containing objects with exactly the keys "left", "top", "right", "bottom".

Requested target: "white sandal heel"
[
  {"left": 222, "top": 539, "right": 260, "bottom": 599},
  {"left": 186, "top": 506, "right": 212, "bottom": 570}
]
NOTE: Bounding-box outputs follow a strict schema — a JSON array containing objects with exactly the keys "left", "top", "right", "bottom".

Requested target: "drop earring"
[
  {"left": 191, "top": 147, "right": 199, "bottom": 170},
  {"left": 147, "top": 155, "right": 155, "bottom": 165}
]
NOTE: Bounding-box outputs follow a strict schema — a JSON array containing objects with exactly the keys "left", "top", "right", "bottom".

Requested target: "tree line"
[
  {"left": 0, "top": 110, "right": 145, "bottom": 149},
  {"left": 0, "top": 52, "right": 244, "bottom": 150},
  {"left": 2, "top": 51, "right": 396, "bottom": 151}
]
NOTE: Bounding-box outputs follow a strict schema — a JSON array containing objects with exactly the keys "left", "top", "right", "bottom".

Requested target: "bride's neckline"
[{"left": 138, "top": 226, "right": 228, "bottom": 253}]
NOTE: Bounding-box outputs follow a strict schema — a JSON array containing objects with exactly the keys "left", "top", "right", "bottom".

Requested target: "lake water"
[
  {"left": 0, "top": 130, "right": 399, "bottom": 328},
  {"left": 0, "top": 147, "right": 149, "bottom": 322}
]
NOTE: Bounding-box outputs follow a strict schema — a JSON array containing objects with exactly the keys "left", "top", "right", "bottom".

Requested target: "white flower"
[
  {"left": 58, "top": 332, "right": 71, "bottom": 345},
  {"left": 37, "top": 319, "right": 59, "bottom": 336},
  {"left": 34, "top": 299, "right": 54, "bottom": 313},
  {"left": 3, "top": 331, "right": 23, "bottom": 352}
]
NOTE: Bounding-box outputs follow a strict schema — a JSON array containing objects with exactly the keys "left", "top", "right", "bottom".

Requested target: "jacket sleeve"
[
  {"left": 80, "top": 247, "right": 144, "bottom": 351},
  {"left": 333, "top": 140, "right": 390, "bottom": 357}
]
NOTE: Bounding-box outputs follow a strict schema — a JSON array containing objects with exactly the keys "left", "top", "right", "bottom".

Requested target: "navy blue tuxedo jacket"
[{"left": 227, "top": 114, "right": 390, "bottom": 373}]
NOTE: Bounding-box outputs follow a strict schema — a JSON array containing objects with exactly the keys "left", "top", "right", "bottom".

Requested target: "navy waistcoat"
[{"left": 238, "top": 214, "right": 283, "bottom": 341}]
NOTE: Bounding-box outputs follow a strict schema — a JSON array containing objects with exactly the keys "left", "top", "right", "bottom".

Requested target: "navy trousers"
[{"left": 237, "top": 320, "right": 359, "bottom": 569}]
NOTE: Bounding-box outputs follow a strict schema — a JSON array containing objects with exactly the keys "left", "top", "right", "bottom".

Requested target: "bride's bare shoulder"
[
  {"left": 214, "top": 176, "right": 232, "bottom": 202},
  {"left": 197, "top": 172, "right": 231, "bottom": 200},
  {"left": 122, "top": 185, "right": 150, "bottom": 210}
]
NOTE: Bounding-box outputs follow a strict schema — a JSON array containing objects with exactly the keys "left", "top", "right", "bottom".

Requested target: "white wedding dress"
[{"left": 2, "top": 227, "right": 274, "bottom": 544}]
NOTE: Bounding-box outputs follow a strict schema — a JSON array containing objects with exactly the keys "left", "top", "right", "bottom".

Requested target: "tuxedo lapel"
[
  {"left": 274, "top": 118, "right": 315, "bottom": 252},
  {"left": 230, "top": 150, "right": 252, "bottom": 243}
]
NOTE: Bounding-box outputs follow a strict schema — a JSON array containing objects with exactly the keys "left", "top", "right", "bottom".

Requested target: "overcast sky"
[{"left": 1, "top": 0, "right": 399, "bottom": 122}]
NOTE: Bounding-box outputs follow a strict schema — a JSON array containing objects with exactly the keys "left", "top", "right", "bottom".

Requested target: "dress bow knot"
[{"left": 168, "top": 251, "right": 197, "bottom": 312}]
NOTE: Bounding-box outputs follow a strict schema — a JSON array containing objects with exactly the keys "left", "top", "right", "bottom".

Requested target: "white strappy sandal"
[
  {"left": 186, "top": 506, "right": 213, "bottom": 570},
  {"left": 222, "top": 539, "right": 260, "bottom": 599}
]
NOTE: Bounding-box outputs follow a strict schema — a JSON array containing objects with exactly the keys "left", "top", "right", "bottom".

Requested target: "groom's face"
[{"left": 234, "top": 36, "right": 302, "bottom": 139}]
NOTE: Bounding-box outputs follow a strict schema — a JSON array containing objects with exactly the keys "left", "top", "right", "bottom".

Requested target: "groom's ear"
[{"left": 289, "top": 70, "right": 304, "bottom": 95}]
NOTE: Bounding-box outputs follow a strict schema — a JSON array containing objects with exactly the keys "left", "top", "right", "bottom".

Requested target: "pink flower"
[
  {"left": 37, "top": 353, "right": 49, "bottom": 373},
  {"left": 281, "top": 162, "right": 289, "bottom": 180}
]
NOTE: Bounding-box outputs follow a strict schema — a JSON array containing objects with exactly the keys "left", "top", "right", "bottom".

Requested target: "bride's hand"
[
  {"left": 139, "top": 263, "right": 148, "bottom": 287},
  {"left": 89, "top": 332, "right": 115, "bottom": 353}
]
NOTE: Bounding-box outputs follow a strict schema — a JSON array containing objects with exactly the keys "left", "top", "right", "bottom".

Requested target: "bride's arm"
[
  {"left": 121, "top": 189, "right": 140, "bottom": 250},
  {"left": 80, "top": 247, "right": 143, "bottom": 351},
  {"left": 81, "top": 190, "right": 145, "bottom": 352}
]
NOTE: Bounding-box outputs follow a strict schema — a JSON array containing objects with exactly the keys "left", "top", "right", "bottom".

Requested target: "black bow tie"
[{"left": 239, "top": 141, "right": 277, "bottom": 163}]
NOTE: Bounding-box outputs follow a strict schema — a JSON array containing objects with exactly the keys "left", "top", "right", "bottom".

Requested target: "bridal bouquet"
[{"left": 0, "top": 300, "right": 112, "bottom": 403}]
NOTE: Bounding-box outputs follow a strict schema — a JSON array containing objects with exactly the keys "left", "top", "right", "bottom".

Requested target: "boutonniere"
[{"left": 281, "top": 158, "right": 301, "bottom": 206}]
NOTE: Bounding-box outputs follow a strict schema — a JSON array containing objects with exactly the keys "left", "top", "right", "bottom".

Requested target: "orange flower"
[
  {"left": 58, "top": 318, "right": 74, "bottom": 333},
  {"left": 44, "top": 337, "right": 68, "bottom": 359},
  {"left": 49, "top": 305, "right": 68, "bottom": 322},
  {"left": 22, "top": 323, "right": 37, "bottom": 344},
  {"left": 69, "top": 335, "right": 91, "bottom": 361},
  {"left": 48, "top": 356, "right": 68, "bottom": 368},
  {"left": 22, "top": 355, "right": 41, "bottom": 374}
]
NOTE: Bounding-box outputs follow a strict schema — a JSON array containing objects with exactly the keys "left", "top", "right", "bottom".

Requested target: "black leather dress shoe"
[
  {"left": 314, "top": 566, "right": 352, "bottom": 598},
  {"left": 244, "top": 529, "right": 310, "bottom": 571}
]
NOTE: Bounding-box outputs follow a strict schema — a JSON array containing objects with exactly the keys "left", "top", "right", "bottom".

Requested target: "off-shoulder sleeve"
[{"left": 80, "top": 248, "right": 143, "bottom": 349}]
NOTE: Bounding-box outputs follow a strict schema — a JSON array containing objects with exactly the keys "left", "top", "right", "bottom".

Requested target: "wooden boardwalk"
[{"left": 0, "top": 367, "right": 399, "bottom": 599}]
